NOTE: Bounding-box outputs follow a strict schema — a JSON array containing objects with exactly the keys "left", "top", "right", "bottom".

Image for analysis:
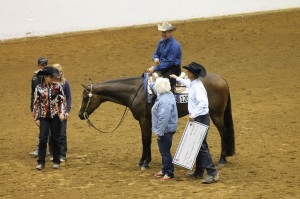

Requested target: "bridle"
[
  {"left": 83, "top": 82, "right": 143, "bottom": 133},
  {"left": 83, "top": 84, "right": 94, "bottom": 120}
]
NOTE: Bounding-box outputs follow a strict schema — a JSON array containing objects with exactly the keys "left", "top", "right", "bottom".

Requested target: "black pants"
[
  {"left": 38, "top": 116, "right": 61, "bottom": 165},
  {"left": 160, "top": 65, "right": 181, "bottom": 89},
  {"left": 48, "top": 119, "right": 68, "bottom": 158}
]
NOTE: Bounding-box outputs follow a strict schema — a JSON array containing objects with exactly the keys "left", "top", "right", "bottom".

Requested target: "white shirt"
[{"left": 176, "top": 77, "right": 209, "bottom": 117}]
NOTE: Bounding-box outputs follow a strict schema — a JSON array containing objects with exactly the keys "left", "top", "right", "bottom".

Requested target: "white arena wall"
[{"left": 0, "top": 0, "right": 299, "bottom": 41}]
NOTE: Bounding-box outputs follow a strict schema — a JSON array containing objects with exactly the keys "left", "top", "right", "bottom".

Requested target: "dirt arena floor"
[{"left": 0, "top": 8, "right": 299, "bottom": 199}]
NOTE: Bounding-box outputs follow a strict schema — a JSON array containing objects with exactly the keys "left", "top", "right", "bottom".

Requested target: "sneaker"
[
  {"left": 186, "top": 171, "right": 204, "bottom": 179},
  {"left": 29, "top": 150, "right": 38, "bottom": 157},
  {"left": 201, "top": 173, "right": 219, "bottom": 184},
  {"left": 52, "top": 163, "right": 60, "bottom": 169},
  {"left": 154, "top": 171, "right": 164, "bottom": 177},
  {"left": 161, "top": 174, "right": 173, "bottom": 181},
  {"left": 49, "top": 156, "right": 53, "bottom": 161},
  {"left": 60, "top": 156, "right": 66, "bottom": 162},
  {"left": 36, "top": 164, "right": 44, "bottom": 170}
]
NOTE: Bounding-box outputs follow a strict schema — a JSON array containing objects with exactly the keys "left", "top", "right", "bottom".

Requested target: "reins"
[{"left": 83, "top": 82, "right": 144, "bottom": 133}]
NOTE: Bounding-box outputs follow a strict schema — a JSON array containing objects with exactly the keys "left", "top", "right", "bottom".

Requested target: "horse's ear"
[
  {"left": 88, "top": 78, "right": 93, "bottom": 85},
  {"left": 81, "top": 84, "right": 87, "bottom": 89}
]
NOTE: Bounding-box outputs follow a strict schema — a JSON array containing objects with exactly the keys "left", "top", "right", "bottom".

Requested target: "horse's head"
[{"left": 78, "top": 79, "right": 102, "bottom": 120}]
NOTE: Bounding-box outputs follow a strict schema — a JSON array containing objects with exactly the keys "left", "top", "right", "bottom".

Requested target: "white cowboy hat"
[{"left": 157, "top": 22, "right": 176, "bottom": 32}]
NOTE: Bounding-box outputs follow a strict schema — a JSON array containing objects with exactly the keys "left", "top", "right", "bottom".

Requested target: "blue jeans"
[
  {"left": 38, "top": 116, "right": 61, "bottom": 165},
  {"left": 157, "top": 132, "right": 175, "bottom": 178},
  {"left": 194, "top": 114, "right": 218, "bottom": 176}
]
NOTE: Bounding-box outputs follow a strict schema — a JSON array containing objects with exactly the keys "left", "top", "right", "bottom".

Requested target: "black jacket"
[{"left": 30, "top": 71, "right": 42, "bottom": 112}]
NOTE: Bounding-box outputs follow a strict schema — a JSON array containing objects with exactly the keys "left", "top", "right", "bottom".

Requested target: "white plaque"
[{"left": 173, "top": 121, "right": 208, "bottom": 170}]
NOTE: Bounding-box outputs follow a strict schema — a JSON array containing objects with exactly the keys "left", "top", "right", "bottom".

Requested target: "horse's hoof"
[
  {"left": 140, "top": 162, "right": 150, "bottom": 170},
  {"left": 218, "top": 157, "right": 227, "bottom": 167},
  {"left": 140, "top": 166, "right": 149, "bottom": 170},
  {"left": 137, "top": 161, "right": 143, "bottom": 167}
]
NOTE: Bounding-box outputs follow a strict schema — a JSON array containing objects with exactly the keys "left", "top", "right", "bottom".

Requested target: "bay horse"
[{"left": 78, "top": 73, "right": 235, "bottom": 170}]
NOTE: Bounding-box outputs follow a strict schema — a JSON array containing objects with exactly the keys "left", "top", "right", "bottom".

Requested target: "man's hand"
[
  {"left": 188, "top": 115, "right": 195, "bottom": 122},
  {"left": 154, "top": 58, "right": 160, "bottom": 65},
  {"left": 170, "top": 74, "right": 178, "bottom": 79},
  {"left": 147, "top": 67, "right": 155, "bottom": 74},
  {"left": 35, "top": 120, "right": 40, "bottom": 127},
  {"left": 65, "top": 113, "right": 69, "bottom": 119}
]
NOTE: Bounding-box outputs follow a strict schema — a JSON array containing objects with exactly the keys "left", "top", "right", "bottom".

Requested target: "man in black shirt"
[{"left": 29, "top": 57, "right": 48, "bottom": 157}]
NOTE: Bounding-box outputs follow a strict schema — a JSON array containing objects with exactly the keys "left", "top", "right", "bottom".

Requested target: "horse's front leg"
[{"left": 138, "top": 118, "right": 152, "bottom": 170}]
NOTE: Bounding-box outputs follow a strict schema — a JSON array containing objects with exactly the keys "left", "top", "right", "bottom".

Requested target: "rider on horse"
[{"left": 146, "top": 22, "right": 182, "bottom": 92}]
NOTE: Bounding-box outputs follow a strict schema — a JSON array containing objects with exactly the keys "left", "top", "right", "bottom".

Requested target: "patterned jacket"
[{"left": 33, "top": 81, "right": 66, "bottom": 120}]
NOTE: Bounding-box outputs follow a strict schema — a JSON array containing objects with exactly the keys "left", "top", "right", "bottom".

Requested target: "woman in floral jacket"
[{"left": 32, "top": 66, "right": 66, "bottom": 170}]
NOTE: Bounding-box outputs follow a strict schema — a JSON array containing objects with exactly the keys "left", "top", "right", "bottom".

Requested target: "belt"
[{"left": 161, "top": 65, "right": 181, "bottom": 73}]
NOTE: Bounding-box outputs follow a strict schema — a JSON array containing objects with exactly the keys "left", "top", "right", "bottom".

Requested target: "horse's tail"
[{"left": 224, "top": 91, "right": 235, "bottom": 156}]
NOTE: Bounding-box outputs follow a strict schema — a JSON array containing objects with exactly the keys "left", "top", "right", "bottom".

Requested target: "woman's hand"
[
  {"left": 152, "top": 132, "right": 161, "bottom": 139},
  {"left": 147, "top": 66, "right": 155, "bottom": 74},
  {"left": 152, "top": 72, "right": 159, "bottom": 82},
  {"left": 59, "top": 114, "right": 65, "bottom": 121},
  {"left": 35, "top": 120, "right": 40, "bottom": 127},
  {"left": 169, "top": 74, "right": 178, "bottom": 79}
]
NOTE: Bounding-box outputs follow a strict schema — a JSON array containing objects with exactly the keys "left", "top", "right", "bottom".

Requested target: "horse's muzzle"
[{"left": 78, "top": 111, "right": 89, "bottom": 120}]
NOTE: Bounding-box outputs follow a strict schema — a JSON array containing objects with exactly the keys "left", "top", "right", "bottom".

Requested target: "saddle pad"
[{"left": 147, "top": 93, "right": 188, "bottom": 104}]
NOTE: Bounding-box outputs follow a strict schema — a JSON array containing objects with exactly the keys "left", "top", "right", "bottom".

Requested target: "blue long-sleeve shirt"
[
  {"left": 152, "top": 36, "right": 182, "bottom": 72},
  {"left": 62, "top": 80, "right": 72, "bottom": 113},
  {"left": 151, "top": 92, "right": 178, "bottom": 136}
]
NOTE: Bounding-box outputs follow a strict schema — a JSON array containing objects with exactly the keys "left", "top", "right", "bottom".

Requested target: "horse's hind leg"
[
  {"left": 138, "top": 118, "right": 152, "bottom": 170},
  {"left": 210, "top": 113, "right": 227, "bottom": 166}
]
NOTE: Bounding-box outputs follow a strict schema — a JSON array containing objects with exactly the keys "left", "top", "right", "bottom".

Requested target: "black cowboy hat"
[
  {"left": 182, "top": 62, "right": 207, "bottom": 77},
  {"left": 37, "top": 66, "right": 59, "bottom": 77},
  {"left": 38, "top": 57, "right": 48, "bottom": 65}
]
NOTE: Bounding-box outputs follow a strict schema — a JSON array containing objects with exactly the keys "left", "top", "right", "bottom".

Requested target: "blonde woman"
[{"left": 51, "top": 64, "right": 72, "bottom": 162}]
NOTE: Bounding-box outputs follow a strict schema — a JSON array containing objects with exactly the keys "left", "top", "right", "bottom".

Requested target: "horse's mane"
[{"left": 96, "top": 76, "right": 142, "bottom": 85}]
